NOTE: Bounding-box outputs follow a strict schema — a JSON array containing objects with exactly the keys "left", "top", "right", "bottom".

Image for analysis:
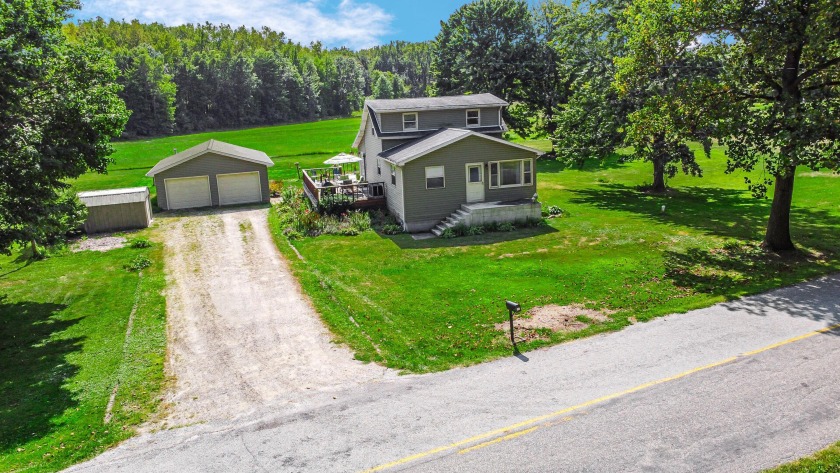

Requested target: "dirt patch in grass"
[
  {"left": 71, "top": 236, "right": 127, "bottom": 252},
  {"left": 495, "top": 304, "right": 615, "bottom": 338}
]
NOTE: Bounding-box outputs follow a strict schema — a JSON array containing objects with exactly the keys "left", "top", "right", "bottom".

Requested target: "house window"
[
  {"left": 390, "top": 164, "right": 397, "bottom": 185},
  {"left": 377, "top": 159, "right": 381, "bottom": 175},
  {"left": 403, "top": 113, "right": 418, "bottom": 131},
  {"left": 425, "top": 166, "right": 445, "bottom": 189},
  {"left": 489, "top": 162, "right": 499, "bottom": 187},
  {"left": 488, "top": 159, "right": 534, "bottom": 188},
  {"left": 466, "top": 109, "right": 480, "bottom": 127}
]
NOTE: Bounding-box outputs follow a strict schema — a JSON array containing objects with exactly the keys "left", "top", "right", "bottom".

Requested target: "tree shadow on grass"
[
  {"left": 570, "top": 184, "right": 840, "bottom": 250},
  {"left": 0, "top": 297, "right": 82, "bottom": 453},
  {"left": 663, "top": 244, "right": 840, "bottom": 327},
  {"left": 382, "top": 225, "right": 558, "bottom": 250}
]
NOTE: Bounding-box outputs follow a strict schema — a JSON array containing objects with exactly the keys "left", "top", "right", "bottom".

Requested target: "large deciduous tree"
[
  {"left": 433, "top": 0, "right": 537, "bottom": 133},
  {"left": 646, "top": 0, "right": 840, "bottom": 251},
  {"left": 0, "top": 0, "right": 128, "bottom": 256}
]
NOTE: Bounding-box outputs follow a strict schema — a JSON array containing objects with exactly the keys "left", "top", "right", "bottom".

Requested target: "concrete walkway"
[{"left": 68, "top": 274, "right": 840, "bottom": 472}]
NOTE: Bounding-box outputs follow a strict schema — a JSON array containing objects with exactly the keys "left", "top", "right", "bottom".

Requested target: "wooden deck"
[{"left": 301, "top": 168, "right": 385, "bottom": 211}]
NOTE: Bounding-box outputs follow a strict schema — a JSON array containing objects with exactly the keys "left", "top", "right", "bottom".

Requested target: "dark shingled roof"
[
  {"left": 379, "top": 128, "right": 540, "bottom": 166},
  {"left": 365, "top": 93, "right": 508, "bottom": 112}
]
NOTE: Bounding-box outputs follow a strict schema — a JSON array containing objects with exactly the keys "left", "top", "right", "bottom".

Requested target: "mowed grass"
[
  {"left": 766, "top": 441, "right": 840, "bottom": 472},
  {"left": 70, "top": 117, "right": 362, "bottom": 195},
  {"left": 72, "top": 118, "right": 839, "bottom": 374},
  {"left": 271, "top": 134, "right": 839, "bottom": 373},
  {"left": 0, "top": 235, "right": 166, "bottom": 472}
]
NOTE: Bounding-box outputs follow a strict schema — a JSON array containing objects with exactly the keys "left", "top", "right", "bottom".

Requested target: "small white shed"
[{"left": 77, "top": 187, "right": 153, "bottom": 234}]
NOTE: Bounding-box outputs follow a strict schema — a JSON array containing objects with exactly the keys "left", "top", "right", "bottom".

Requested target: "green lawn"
[
  {"left": 766, "top": 442, "right": 840, "bottom": 472},
  {"left": 0, "top": 235, "right": 167, "bottom": 472},
  {"left": 70, "top": 117, "right": 362, "bottom": 196},
  {"left": 270, "top": 137, "right": 840, "bottom": 373},
  {"left": 79, "top": 119, "right": 840, "bottom": 374}
]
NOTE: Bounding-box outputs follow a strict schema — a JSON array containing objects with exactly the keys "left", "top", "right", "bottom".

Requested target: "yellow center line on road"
[{"left": 360, "top": 323, "right": 840, "bottom": 473}]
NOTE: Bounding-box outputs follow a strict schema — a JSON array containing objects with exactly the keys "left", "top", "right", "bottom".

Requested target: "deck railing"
[{"left": 301, "top": 169, "right": 385, "bottom": 210}]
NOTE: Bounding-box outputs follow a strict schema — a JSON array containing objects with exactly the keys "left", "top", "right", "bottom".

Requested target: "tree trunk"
[
  {"left": 651, "top": 155, "right": 666, "bottom": 193},
  {"left": 30, "top": 238, "right": 41, "bottom": 259},
  {"left": 763, "top": 167, "right": 796, "bottom": 252}
]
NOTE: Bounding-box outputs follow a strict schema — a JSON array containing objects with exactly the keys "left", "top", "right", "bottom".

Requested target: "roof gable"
[
  {"left": 379, "top": 128, "right": 541, "bottom": 166},
  {"left": 146, "top": 140, "right": 274, "bottom": 176}
]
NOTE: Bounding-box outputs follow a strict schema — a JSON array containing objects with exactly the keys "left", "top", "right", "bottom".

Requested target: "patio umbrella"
[{"left": 324, "top": 153, "right": 363, "bottom": 173}]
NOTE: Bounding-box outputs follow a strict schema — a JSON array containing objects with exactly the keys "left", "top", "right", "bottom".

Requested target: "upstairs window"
[
  {"left": 403, "top": 112, "right": 418, "bottom": 131},
  {"left": 466, "top": 109, "right": 480, "bottom": 127},
  {"left": 425, "top": 166, "right": 445, "bottom": 189},
  {"left": 390, "top": 164, "right": 397, "bottom": 185}
]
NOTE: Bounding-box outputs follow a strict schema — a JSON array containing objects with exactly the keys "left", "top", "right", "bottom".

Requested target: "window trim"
[
  {"left": 425, "top": 165, "right": 446, "bottom": 190},
  {"left": 488, "top": 158, "right": 535, "bottom": 189},
  {"left": 377, "top": 158, "right": 381, "bottom": 175},
  {"left": 390, "top": 164, "right": 397, "bottom": 185},
  {"left": 402, "top": 112, "right": 418, "bottom": 131},
  {"left": 466, "top": 109, "right": 480, "bottom": 128}
]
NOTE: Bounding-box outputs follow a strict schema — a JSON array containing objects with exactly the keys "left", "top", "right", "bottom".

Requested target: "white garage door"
[
  {"left": 165, "top": 176, "right": 212, "bottom": 210},
  {"left": 217, "top": 172, "right": 262, "bottom": 206}
]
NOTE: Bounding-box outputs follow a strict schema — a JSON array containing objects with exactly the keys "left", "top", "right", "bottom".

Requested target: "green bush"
[
  {"left": 498, "top": 222, "right": 516, "bottom": 232},
  {"left": 128, "top": 237, "right": 152, "bottom": 248},
  {"left": 125, "top": 254, "right": 152, "bottom": 271},
  {"left": 548, "top": 205, "right": 564, "bottom": 216},
  {"left": 382, "top": 223, "right": 403, "bottom": 235},
  {"left": 467, "top": 225, "right": 485, "bottom": 236},
  {"left": 440, "top": 227, "right": 456, "bottom": 239},
  {"left": 347, "top": 210, "right": 372, "bottom": 233}
]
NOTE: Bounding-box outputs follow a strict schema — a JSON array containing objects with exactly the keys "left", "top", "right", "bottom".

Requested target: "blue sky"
[{"left": 73, "top": 0, "right": 478, "bottom": 49}]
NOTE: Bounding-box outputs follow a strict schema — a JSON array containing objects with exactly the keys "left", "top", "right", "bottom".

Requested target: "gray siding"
[
  {"left": 84, "top": 201, "right": 151, "bottom": 234},
  {"left": 401, "top": 136, "right": 536, "bottom": 229},
  {"left": 153, "top": 152, "right": 270, "bottom": 210},
  {"left": 378, "top": 107, "right": 501, "bottom": 132}
]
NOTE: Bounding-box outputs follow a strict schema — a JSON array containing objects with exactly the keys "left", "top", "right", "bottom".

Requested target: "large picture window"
[
  {"left": 403, "top": 112, "right": 418, "bottom": 130},
  {"left": 488, "top": 159, "right": 534, "bottom": 188},
  {"left": 425, "top": 166, "right": 445, "bottom": 189}
]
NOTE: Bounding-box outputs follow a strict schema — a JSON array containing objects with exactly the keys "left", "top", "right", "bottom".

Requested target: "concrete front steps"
[
  {"left": 430, "top": 207, "right": 471, "bottom": 236},
  {"left": 429, "top": 199, "right": 544, "bottom": 237}
]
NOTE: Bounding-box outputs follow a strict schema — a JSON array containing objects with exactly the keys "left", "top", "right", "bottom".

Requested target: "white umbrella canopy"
[{"left": 323, "top": 153, "right": 362, "bottom": 165}]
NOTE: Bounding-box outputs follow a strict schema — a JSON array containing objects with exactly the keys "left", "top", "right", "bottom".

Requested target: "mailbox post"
[{"left": 505, "top": 300, "right": 521, "bottom": 346}]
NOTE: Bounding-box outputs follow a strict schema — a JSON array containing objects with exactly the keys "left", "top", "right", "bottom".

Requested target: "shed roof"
[
  {"left": 365, "top": 93, "right": 508, "bottom": 113},
  {"left": 379, "top": 128, "right": 541, "bottom": 166},
  {"left": 146, "top": 140, "right": 274, "bottom": 177},
  {"left": 78, "top": 187, "right": 149, "bottom": 207}
]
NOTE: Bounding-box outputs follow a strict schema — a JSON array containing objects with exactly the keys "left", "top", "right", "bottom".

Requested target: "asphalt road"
[{"left": 67, "top": 274, "right": 840, "bottom": 473}]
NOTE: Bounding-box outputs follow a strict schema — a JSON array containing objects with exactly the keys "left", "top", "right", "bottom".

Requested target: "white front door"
[{"left": 465, "top": 163, "right": 485, "bottom": 203}]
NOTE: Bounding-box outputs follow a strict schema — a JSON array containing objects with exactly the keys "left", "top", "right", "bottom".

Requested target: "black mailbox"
[{"left": 506, "top": 300, "right": 521, "bottom": 313}]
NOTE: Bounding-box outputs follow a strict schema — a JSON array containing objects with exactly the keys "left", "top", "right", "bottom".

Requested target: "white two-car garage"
[{"left": 146, "top": 140, "right": 274, "bottom": 211}]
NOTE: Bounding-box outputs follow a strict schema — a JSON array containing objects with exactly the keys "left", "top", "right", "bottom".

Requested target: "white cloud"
[{"left": 78, "top": 0, "right": 393, "bottom": 49}]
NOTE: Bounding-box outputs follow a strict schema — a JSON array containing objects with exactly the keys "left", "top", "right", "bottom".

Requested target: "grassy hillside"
[{"left": 71, "top": 117, "right": 361, "bottom": 194}]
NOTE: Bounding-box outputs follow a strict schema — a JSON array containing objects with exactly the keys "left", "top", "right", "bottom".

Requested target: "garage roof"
[
  {"left": 146, "top": 140, "right": 274, "bottom": 177},
  {"left": 78, "top": 187, "right": 150, "bottom": 207}
]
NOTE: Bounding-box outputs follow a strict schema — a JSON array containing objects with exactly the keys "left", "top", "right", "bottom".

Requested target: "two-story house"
[{"left": 353, "top": 93, "right": 542, "bottom": 234}]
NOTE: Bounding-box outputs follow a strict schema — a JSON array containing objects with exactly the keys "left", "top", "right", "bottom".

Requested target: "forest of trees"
[{"left": 63, "top": 20, "right": 434, "bottom": 137}]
